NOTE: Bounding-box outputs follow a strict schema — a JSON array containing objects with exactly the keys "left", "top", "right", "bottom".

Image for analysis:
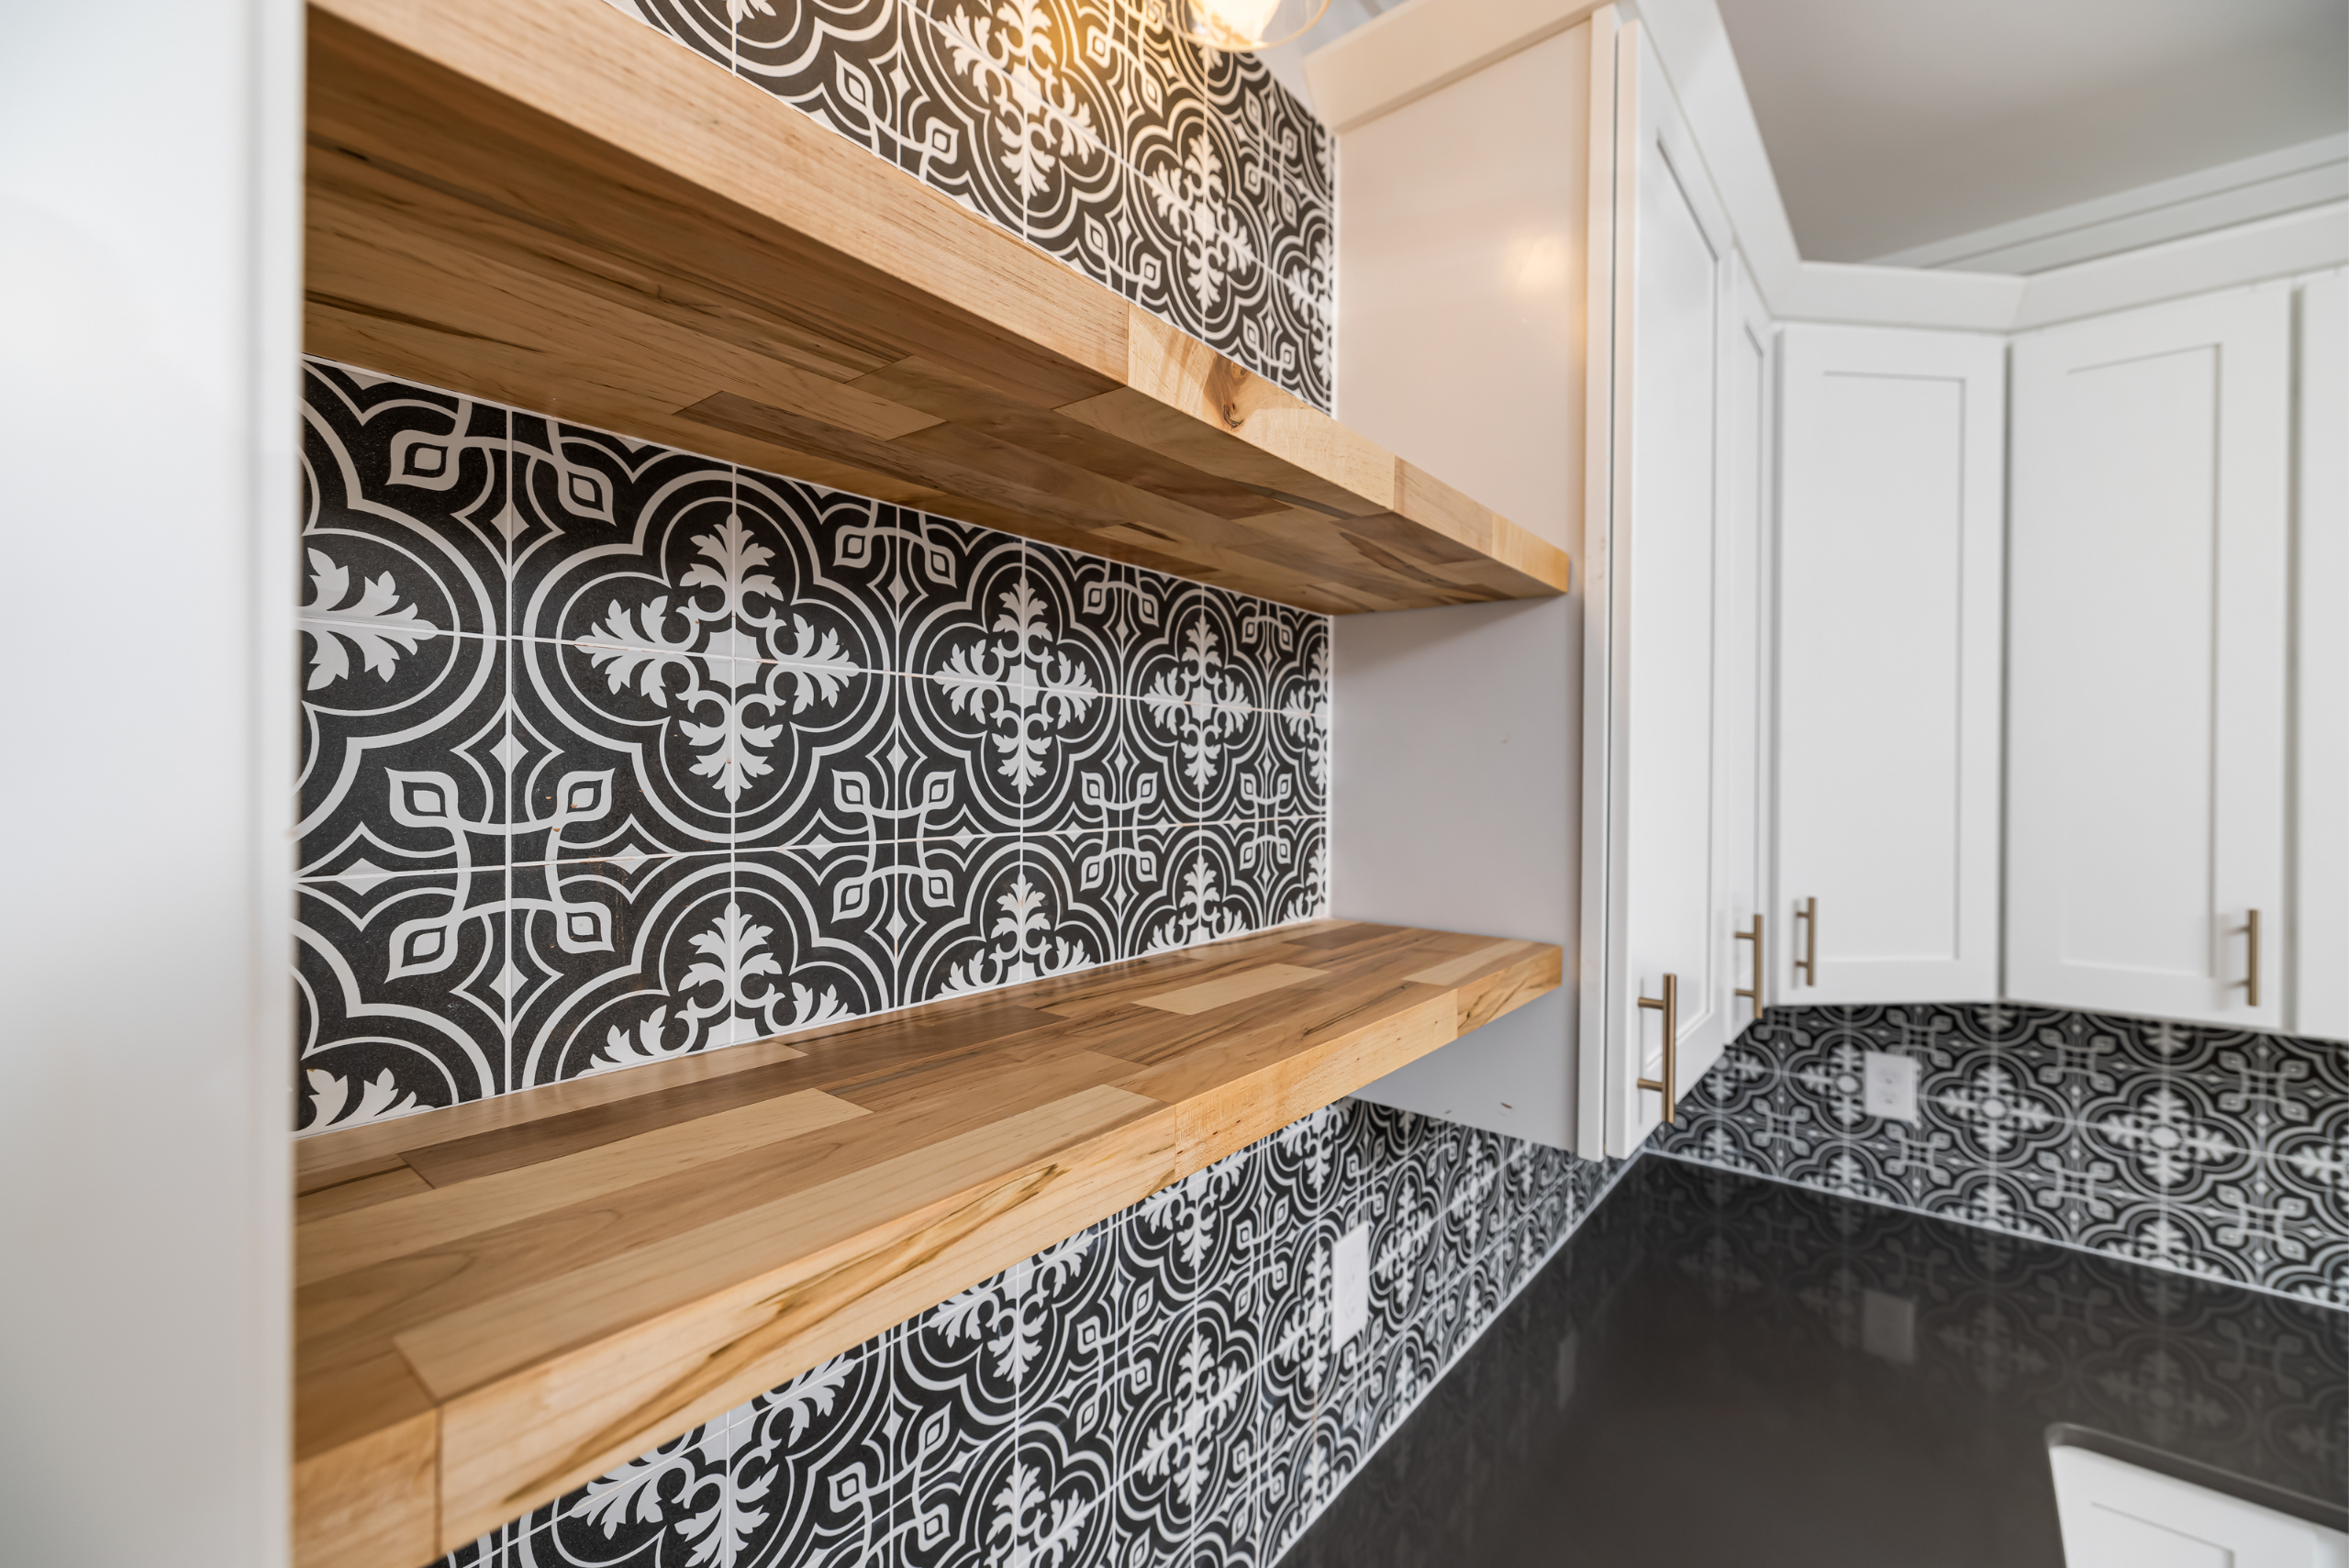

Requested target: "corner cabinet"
[
  {"left": 1771, "top": 325, "right": 2006, "bottom": 1006},
  {"left": 1314, "top": 6, "right": 1770, "bottom": 1159},
  {"left": 2006, "top": 283, "right": 2294, "bottom": 1028},
  {"left": 1583, "top": 17, "right": 1769, "bottom": 1157}
]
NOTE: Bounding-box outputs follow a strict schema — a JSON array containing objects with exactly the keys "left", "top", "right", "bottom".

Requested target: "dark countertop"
[{"left": 1286, "top": 1154, "right": 2347, "bottom": 1567}]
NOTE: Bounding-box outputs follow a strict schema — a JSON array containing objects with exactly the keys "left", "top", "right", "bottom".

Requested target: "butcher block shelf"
[
  {"left": 295, "top": 920, "right": 1560, "bottom": 1568},
  {"left": 303, "top": 0, "right": 1570, "bottom": 615}
]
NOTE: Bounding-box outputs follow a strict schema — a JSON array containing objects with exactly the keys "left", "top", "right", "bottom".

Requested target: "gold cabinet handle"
[
  {"left": 1733, "top": 915, "right": 1764, "bottom": 1020},
  {"left": 2233, "top": 909, "right": 2262, "bottom": 1008},
  {"left": 1793, "top": 897, "right": 1818, "bottom": 988},
  {"left": 1637, "top": 973, "right": 1678, "bottom": 1124}
]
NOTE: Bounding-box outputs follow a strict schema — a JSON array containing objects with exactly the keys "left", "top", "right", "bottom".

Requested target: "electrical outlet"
[
  {"left": 1332, "top": 1223, "right": 1369, "bottom": 1348},
  {"left": 1862, "top": 1288, "right": 1916, "bottom": 1363},
  {"left": 1863, "top": 1051, "right": 1920, "bottom": 1122}
]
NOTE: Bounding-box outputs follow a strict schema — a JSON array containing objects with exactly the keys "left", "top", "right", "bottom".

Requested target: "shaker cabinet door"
[
  {"left": 1773, "top": 325, "right": 2006, "bottom": 1006},
  {"left": 2294, "top": 268, "right": 2349, "bottom": 1042},
  {"left": 2007, "top": 283, "right": 2292, "bottom": 1027},
  {"left": 1585, "top": 19, "right": 1756, "bottom": 1155}
]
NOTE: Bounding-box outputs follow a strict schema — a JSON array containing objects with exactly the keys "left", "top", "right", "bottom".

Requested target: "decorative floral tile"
[
  {"left": 623, "top": 0, "right": 735, "bottom": 70},
  {"left": 1667, "top": 1004, "right": 2349, "bottom": 1304},
  {"left": 295, "top": 867, "right": 512, "bottom": 1129},
  {"left": 501, "top": 851, "right": 745, "bottom": 1086},
  {"left": 730, "top": 0, "right": 904, "bottom": 157},
  {"left": 420, "top": 1094, "right": 1633, "bottom": 1568},
  {"left": 302, "top": 363, "right": 509, "bottom": 630},
  {"left": 297, "top": 366, "right": 1326, "bottom": 1131},
  {"left": 542, "top": 1419, "right": 733, "bottom": 1568},
  {"left": 891, "top": 1273, "right": 1026, "bottom": 1568},
  {"left": 618, "top": 0, "right": 1337, "bottom": 409},
  {"left": 1020, "top": 825, "right": 1180, "bottom": 962},
  {"left": 2001, "top": 1004, "right": 2153, "bottom": 1125},
  {"left": 888, "top": 0, "right": 1033, "bottom": 236},
  {"left": 2172, "top": 1028, "right": 2345, "bottom": 1162}
]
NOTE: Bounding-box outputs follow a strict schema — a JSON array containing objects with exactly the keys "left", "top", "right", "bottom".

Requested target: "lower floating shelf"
[{"left": 294, "top": 920, "right": 1560, "bottom": 1568}]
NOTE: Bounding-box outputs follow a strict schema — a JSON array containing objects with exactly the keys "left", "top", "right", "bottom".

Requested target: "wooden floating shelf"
[
  {"left": 294, "top": 921, "right": 1560, "bottom": 1568},
  {"left": 303, "top": 0, "right": 1571, "bottom": 615}
]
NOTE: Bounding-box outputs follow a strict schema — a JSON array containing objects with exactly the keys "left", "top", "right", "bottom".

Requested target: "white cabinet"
[
  {"left": 1584, "top": 18, "right": 1765, "bottom": 1156},
  {"left": 2295, "top": 269, "right": 2349, "bottom": 1041},
  {"left": 1315, "top": 6, "right": 1767, "bottom": 1157},
  {"left": 1772, "top": 325, "right": 2006, "bottom": 1005},
  {"left": 2048, "top": 1444, "right": 2349, "bottom": 1567},
  {"left": 1319, "top": 12, "right": 1596, "bottom": 1151},
  {"left": 2007, "top": 282, "right": 2294, "bottom": 1027}
]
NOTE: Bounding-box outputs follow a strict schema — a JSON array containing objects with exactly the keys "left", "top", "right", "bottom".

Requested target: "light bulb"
[{"left": 1191, "top": 0, "right": 1287, "bottom": 50}]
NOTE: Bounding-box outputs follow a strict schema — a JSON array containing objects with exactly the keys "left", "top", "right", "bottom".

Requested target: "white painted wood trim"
[
  {"left": 0, "top": 0, "right": 300, "bottom": 1563},
  {"left": 2010, "top": 201, "right": 2349, "bottom": 330},
  {"left": 1575, "top": 2, "right": 1621, "bottom": 1159},
  {"left": 2049, "top": 1446, "right": 2349, "bottom": 1565},
  {"left": 1872, "top": 133, "right": 2349, "bottom": 274},
  {"left": 1575, "top": 0, "right": 2349, "bottom": 333},
  {"left": 2295, "top": 268, "right": 2349, "bottom": 1041},
  {"left": 1302, "top": 0, "right": 1604, "bottom": 132}
]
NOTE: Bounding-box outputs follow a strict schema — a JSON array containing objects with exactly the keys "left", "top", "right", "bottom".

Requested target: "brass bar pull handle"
[
  {"left": 1793, "top": 897, "right": 1818, "bottom": 988},
  {"left": 1733, "top": 915, "right": 1764, "bottom": 1020},
  {"left": 1637, "top": 973, "right": 1678, "bottom": 1124},
  {"left": 2234, "top": 909, "right": 2262, "bottom": 1008}
]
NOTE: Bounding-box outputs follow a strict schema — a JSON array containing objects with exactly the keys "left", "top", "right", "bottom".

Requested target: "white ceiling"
[{"left": 1713, "top": 0, "right": 2349, "bottom": 264}]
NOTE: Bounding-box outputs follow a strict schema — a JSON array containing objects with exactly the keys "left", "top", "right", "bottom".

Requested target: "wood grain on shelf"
[
  {"left": 302, "top": 0, "right": 1571, "bottom": 615},
  {"left": 294, "top": 920, "right": 1560, "bottom": 1567}
]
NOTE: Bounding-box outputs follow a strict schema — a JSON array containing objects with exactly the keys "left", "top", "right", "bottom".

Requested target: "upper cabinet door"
[
  {"left": 1584, "top": 19, "right": 1751, "bottom": 1155},
  {"left": 2295, "top": 269, "right": 2349, "bottom": 1043},
  {"left": 1774, "top": 325, "right": 2006, "bottom": 1005},
  {"left": 2008, "top": 283, "right": 2292, "bottom": 1027}
]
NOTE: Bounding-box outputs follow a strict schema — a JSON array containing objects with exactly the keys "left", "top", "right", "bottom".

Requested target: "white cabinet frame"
[{"left": 1581, "top": 16, "right": 1753, "bottom": 1156}]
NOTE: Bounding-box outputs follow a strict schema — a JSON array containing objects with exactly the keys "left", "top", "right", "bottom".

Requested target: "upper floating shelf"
[
  {"left": 304, "top": 0, "right": 1571, "bottom": 615},
  {"left": 293, "top": 920, "right": 1561, "bottom": 1568}
]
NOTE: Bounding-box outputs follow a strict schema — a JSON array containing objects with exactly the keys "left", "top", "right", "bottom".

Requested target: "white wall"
[
  {"left": 1325, "top": 18, "right": 1589, "bottom": 1149},
  {"left": 1333, "top": 599, "right": 1579, "bottom": 1145},
  {"left": 0, "top": 3, "right": 299, "bottom": 1564}
]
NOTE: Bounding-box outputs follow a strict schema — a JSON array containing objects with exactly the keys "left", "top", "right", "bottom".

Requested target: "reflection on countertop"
[{"left": 1286, "top": 1154, "right": 2347, "bottom": 1568}]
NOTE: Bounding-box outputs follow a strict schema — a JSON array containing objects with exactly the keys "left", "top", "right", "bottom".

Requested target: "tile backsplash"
[
  {"left": 1654, "top": 1003, "right": 2349, "bottom": 1307},
  {"left": 295, "top": 361, "right": 1329, "bottom": 1132},
  {"left": 426, "top": 1100, "right": 1628, "bottom": 1568},
  {"left": 606, "top": 0, "right": 1334, "bottom": 411}
]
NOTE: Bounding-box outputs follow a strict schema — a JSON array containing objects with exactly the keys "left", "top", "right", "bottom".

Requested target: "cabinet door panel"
[
  {"left": 1586, "top": 20, "right": 1746, "bottom": 1155},
  {"left": 1775, "top": 326, "right": 2004, "bottom": 1004},
  {"left": 1621, "top": 130, "right": 1723, "bottom": 1103},
  {"left": 2296, "top": 269, "right": 2349, "bottom": 1041},
  {"left": 2008, "top": 284, "right": 2290, "bottom": 1025}
]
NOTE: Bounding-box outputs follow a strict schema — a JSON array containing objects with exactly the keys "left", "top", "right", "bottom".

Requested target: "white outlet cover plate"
[
  {"left": 1863, "top": 1051, "right": 1920, "bottom": 1123},
  {"left": 1332, "top": 1224, "right": 1369, "bottom": 1347}
]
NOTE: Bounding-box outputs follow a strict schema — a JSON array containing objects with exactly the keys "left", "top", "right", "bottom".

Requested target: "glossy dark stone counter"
[{"left": 1286, "top": 1155, "right": 2347, "bottom": 1567}]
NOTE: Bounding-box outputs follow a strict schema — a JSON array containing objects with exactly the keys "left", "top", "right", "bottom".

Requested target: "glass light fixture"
[{"left": 1169, "top": 0, "right": 1330, "bottom": 52}]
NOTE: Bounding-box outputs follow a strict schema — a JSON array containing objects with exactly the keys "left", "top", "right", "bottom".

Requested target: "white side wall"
[
  {"left": 1326, "top": 21, "right": 1589, "bottom": 1150},
  {"left": 0, "top": 3, "right": 300, "bottom": 1564},
  {"left": 1334, "top": 599, "right": 1580, "bottom": 1147}
]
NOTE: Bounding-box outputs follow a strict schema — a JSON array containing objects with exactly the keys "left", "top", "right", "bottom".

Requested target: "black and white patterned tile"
[
  {"left": 421, "top": 1087, "right": 1633, "bottom": 1568},
  {"left": 1658, "top": 1002, "right": 2349, "bottom": 1308},
  {"left": 607, "top": 0, "right": 1331, "bottom": 410},
  {"left": 295, "top": 364, "right": 1326, "bottom": 1129}
]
